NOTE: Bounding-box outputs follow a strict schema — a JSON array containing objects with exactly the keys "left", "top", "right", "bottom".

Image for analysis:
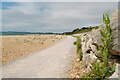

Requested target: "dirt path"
[{"left": 2, "top": 36, "right": 76, "bottom": 78}]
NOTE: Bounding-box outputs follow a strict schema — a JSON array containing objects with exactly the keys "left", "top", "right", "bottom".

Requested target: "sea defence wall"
[{"left": 78, "top": 9, "right": 119, "bottom": 68}]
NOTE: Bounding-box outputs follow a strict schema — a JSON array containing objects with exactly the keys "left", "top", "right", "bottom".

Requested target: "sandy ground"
[
  {"left": 2, "top": 36, "right": 76, "bottom": 78},
  {"left": 1, "top": 35, "right": 66, "bottom": 65}
]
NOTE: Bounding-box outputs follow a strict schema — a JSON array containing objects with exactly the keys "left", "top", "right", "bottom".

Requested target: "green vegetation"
[
  {"left": 64, "top": 26, "right": 99, "bottom": 35},
  {"left": 33, "top": 37, "right": 37, "bottom": 40},
  {"left": 83, "top": 12, "right": 116, "bottom": 79},
  {"left": 73, "top": 36, "right": 82, "bottom": 61}
]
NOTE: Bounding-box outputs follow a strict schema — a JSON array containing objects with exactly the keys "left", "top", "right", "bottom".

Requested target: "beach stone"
[
  {"left": 90, "top": 44, "right": 98, "bottom": 55},
  {"left": 89, "top": 51, "right": 97, "bottom": 64}
]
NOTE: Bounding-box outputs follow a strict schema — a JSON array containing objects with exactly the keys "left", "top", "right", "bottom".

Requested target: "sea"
[{"left": 0, "top": 32, "right": 61, "bottom": 36}]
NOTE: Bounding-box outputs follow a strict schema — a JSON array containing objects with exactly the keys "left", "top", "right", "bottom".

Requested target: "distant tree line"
[{"left": 63, "top": 26, "right": 99, "bottom": 35}]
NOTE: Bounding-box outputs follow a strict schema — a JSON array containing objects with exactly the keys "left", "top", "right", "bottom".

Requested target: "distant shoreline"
[
  {"left": 0, "top": 34, "right": 63, "bottom": 36},
  {"left": 0, "top": 32, "right": 63, "bottom": 36}
]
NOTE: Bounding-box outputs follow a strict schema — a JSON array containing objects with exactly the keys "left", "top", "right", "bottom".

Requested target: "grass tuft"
[{"left": 73, "top": 36, "right": 82, "bottom": 61}]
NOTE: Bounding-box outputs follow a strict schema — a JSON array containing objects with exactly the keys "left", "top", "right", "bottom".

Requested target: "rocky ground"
[{"left": 66, "top": 53, "right": 86, "bottom": 78}]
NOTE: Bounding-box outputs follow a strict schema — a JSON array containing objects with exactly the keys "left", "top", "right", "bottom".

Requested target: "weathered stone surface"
[
  {"left": 80, "top": 33, "right": 98, "bottom": 68},
  {"left": 111, "top": 9, "right": 120, "bottom": 53},
  {"left": 91, "top": 29, "right": 102, "bottom": 45}
]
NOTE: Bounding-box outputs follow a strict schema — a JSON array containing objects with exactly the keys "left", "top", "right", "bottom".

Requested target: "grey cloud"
[{"left": 2, "top": 2, "right": 118, "bottom": 32}]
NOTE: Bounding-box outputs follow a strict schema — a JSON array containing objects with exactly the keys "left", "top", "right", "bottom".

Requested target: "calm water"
[
  {"left": 1, "top": 32, "right": 33, "bottom": 36},
  {"left": 0, "top": 32, "right": 61, "bottom": 36}
]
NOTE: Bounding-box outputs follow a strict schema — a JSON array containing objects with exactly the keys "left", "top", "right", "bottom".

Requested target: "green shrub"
[
  {"left": 64, "top": 26, "right": 99, "bottom": 35},
  {"left": 73, "top": 36, "right": 83, "bottom": 61},
  {"left": 94, "top": 26, "right": 99, "bottom": 29},
  {"left": 82, "top": 12, "right": 116, "bottom": 79}
]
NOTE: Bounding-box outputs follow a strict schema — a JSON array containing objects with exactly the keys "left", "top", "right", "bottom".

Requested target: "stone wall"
[{"left": 78, "top": 9, "right": 119, "bottom": 68}]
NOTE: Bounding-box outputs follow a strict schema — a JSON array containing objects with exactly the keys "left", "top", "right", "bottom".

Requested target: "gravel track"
[{"left": 2, "top": 36, "right": 76, "bottom": 78}]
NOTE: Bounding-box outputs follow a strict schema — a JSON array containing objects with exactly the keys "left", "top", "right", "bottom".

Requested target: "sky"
[
  {"left": 1, "top": 2, "right": 118, "bottom": 33},
  {"left": 2, "top": 0, "right": 120, "bottom": 2}
]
